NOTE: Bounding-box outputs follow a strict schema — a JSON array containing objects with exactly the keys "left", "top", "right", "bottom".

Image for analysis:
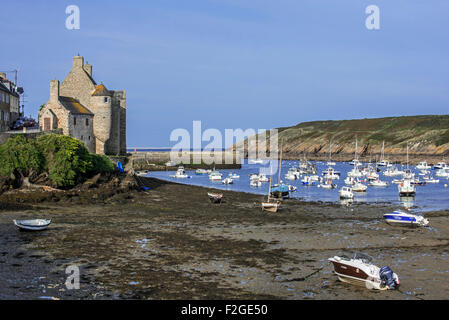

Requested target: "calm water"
[{"left": 144, "top": 160, "right": 449, "bottom": 212}]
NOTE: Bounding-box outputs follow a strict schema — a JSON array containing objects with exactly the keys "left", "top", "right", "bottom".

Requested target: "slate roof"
[
  {"left": 92, "top": 84, "right": 112, "bottom": 96},
  {"left": 59, "top": 96, "right": 93, "bottom": 115}
]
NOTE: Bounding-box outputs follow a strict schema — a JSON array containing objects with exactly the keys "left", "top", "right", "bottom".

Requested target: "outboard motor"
[{"left": 380, "top": 266, "right": 399, "bottom": 289}]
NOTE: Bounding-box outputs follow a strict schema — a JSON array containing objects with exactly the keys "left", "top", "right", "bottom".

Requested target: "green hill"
[{"left": 235, "top": 115, "right": 449, "bottom": 161}]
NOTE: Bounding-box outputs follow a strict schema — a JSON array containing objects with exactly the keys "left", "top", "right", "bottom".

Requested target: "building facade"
[
  {"left": 39, "top": 56, "right": 127, "bottom": 155},
  {"left": 0, "top": 72, "right": 20, "bottom": 132}
]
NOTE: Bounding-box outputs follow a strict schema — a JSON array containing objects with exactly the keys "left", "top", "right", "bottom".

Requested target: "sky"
[{"left": 1, "top": 0, "right": 448, "bottom": 148}]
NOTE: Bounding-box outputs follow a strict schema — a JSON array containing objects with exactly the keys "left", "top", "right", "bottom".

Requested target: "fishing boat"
[
  {"left": 222, "top": 177, "right": 233, "bottom": 184},
  {"left": 328, "top": 253, "right": 400, "bottom": 290},
  {"left": 207, "top": 192, "right": 223, "bottom": 204},
  {"left": 339, "top": 186, "right": 354, "bottom": 199},
  {"left": 416, "top": 161, "right": 431, "bottom": 170},
  {"left": 262, "top": 177, "right": 281, "bottom": 213},
  {"left": 13, "top": 219, "right": 51, "bottom": 231},
  {"left": 383, "top": 209, "right": 429, "bottom": 226},
  {"left": 398, "top": 179, "right": 416, "bottom": 196}
]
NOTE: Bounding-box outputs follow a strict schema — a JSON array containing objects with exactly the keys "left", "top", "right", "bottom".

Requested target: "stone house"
[
  {"left": 0, "top": 72, "right": 20, "bottom": 132},
  {"left": 39, "top": 55, "right": 126, "bottom": 154}
]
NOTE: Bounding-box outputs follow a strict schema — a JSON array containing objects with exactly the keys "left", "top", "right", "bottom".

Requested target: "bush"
[
  {"left": 0, "top": 134, "right": 114, "bottom": 188},
  {"left": 0, "top": 135, "right": 44, "bottom": 177}
]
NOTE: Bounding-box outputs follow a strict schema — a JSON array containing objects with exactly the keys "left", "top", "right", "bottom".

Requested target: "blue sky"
[{"left": 1, "top": 0, "right": 448, "bottom": 147}]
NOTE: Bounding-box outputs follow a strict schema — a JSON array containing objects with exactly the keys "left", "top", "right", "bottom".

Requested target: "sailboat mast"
[{"left": 278, "top": 144, "right": 283, "bottom": 184}]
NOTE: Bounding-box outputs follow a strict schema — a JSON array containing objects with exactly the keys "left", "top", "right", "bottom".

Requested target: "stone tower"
[{"left": 39, "top": 55, "right": 127, "bottom": 155}]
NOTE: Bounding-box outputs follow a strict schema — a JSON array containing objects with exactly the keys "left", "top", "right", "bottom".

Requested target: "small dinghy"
[
  {"left": 383, "top": 209, "right": 429, "bottom": 226},
  {"left": 13, "top": 219, "right": 51, "bottom": 231},
  {"left": 207, "top": 192, "right": 223, "bottom": 204}
]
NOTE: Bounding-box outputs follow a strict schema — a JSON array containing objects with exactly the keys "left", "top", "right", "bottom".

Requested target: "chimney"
[
  {"left": 73, "top": 55, "right": 84, "bottom": 69},
  {"left": 0, "top": 72, "right": 6, "bottom": 79},
  {"left": 50, "top": 79, "right": 60, "bottom": 102},
  {"left": 83, "top": 62, "right": 92, "bottom": 77}
]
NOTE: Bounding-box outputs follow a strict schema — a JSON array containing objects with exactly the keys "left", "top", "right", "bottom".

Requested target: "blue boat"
[
  {"left": 383, "top": 210, "right": 429, "bottom": 226},
  {"left": 270, "top": 184, "right": 290, "bottom": 199}
]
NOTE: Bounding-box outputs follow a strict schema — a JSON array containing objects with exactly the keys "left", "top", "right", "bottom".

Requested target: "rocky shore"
[{"left": 0, "top": 176, "right": 448, "bottom": 299}]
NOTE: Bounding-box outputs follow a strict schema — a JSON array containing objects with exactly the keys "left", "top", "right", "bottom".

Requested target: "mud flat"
[{"left": 0, "top": 177, "right": 448, "bottom": 300}]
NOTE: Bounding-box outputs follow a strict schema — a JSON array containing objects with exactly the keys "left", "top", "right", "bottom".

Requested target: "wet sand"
[{"left": 0, "top": 177, "right": 448, "bottom": 300}]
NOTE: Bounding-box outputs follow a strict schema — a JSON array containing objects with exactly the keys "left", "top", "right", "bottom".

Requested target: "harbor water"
[{"left": 144, "top": 160, "right": 449, "bottom": 212}]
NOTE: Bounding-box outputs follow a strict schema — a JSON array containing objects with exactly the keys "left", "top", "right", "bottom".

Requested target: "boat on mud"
[
  {"left": 328, "top": 253, "right": 400, "bottom": 290},
  {"left": 383, "top": 209, "right": 429, "bottom": 226},
  {"left": 207, "top": 192, "right": 223, "bottom": 204},
  {"left": 13, "top": 219, "right": 51, "bottom": 231}
]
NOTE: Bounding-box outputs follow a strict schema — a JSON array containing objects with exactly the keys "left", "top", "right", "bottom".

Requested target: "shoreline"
[{"left": 0, "top": 177, "right": 448, "bottom": 299}]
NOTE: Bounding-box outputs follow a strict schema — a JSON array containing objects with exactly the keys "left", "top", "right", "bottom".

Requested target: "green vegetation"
[
  {"left": 241, "top": 115, "right": 449, "bottom": 154},
  {"left": 0, "top": 134, "right": 114, "bottom": 188}
]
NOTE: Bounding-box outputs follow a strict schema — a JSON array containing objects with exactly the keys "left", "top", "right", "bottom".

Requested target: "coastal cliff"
[{"left": 234, "top": 115, "right": 449, "bottom": 164}]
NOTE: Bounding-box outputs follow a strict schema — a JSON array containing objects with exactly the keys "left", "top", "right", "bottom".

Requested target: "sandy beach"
[{"left": 0, "top": 177, "right": 448, "bottom": 300}]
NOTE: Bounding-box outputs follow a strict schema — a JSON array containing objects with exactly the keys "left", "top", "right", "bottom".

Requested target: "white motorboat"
[
  {"left": 222, "top": 177, "right": 233, "bottom": 185},
  {"left": 398, "top": 179, "right": 416, "bottom": 196},
  {"left": 384, "top": 166, "right": 404, "bottom": 177},
  {"left": 209, "top": 170, "right": 222, "bottom": 181},
  {"left": 416, "top": 161, "right": 431, "bottom": 170},
  {"left": 369, "top": 179, "right": 388, "bottom": 187},
  {"left": 423, "top": 176, "right": 439, "bottom": 183},
  {"left": 353, "top": 182, "right": 367, "bottom": 192},
  {"left": 347, "top": 168, "right": 363, "bottom": 178},
  {"left": 195, "top": 168, "right": 208, "bottom": 175},
  {"left": 322, "top": 167, "right": 340, "bottom": 180},
  {"left": 383, "top": 209, "right": 429, "bottom": 226},
  {"left": 285, "top": 173, "right": 297, "bottom": 181},
  {"left": 344, "top": 176, "right": 354, "bottom": 185},
  {"left": 228, "top": 172, "right": 240, "bottom": 179},
  {"left": 170, "top": 167, "right": 191, "bottom": 179},
  {"left": 318, "top": 178, "right": 337, "bottom": 189},
  {"left": 13, "top": 219, "right": 51, "bottom": 231},
  {"left": 433, "top": 161, "right": 447, "bottom": 170},
  {"left": 328, "top": 253, "right": 400, "bottom": 290},
  {"left": 435, "top": 168, "right": 449, "bottom": 178},
  {"left": 250, "top": 179, "right": 262, "bottom": 187},
  {"left": 248, "top": 159, "right": 264, "bottom": 164},
  {"left": 339, "top": 186, "right": 354, "bottom": 199},
  {"left": 301, "top": 175, "right": 318, "bottom": 186}
]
